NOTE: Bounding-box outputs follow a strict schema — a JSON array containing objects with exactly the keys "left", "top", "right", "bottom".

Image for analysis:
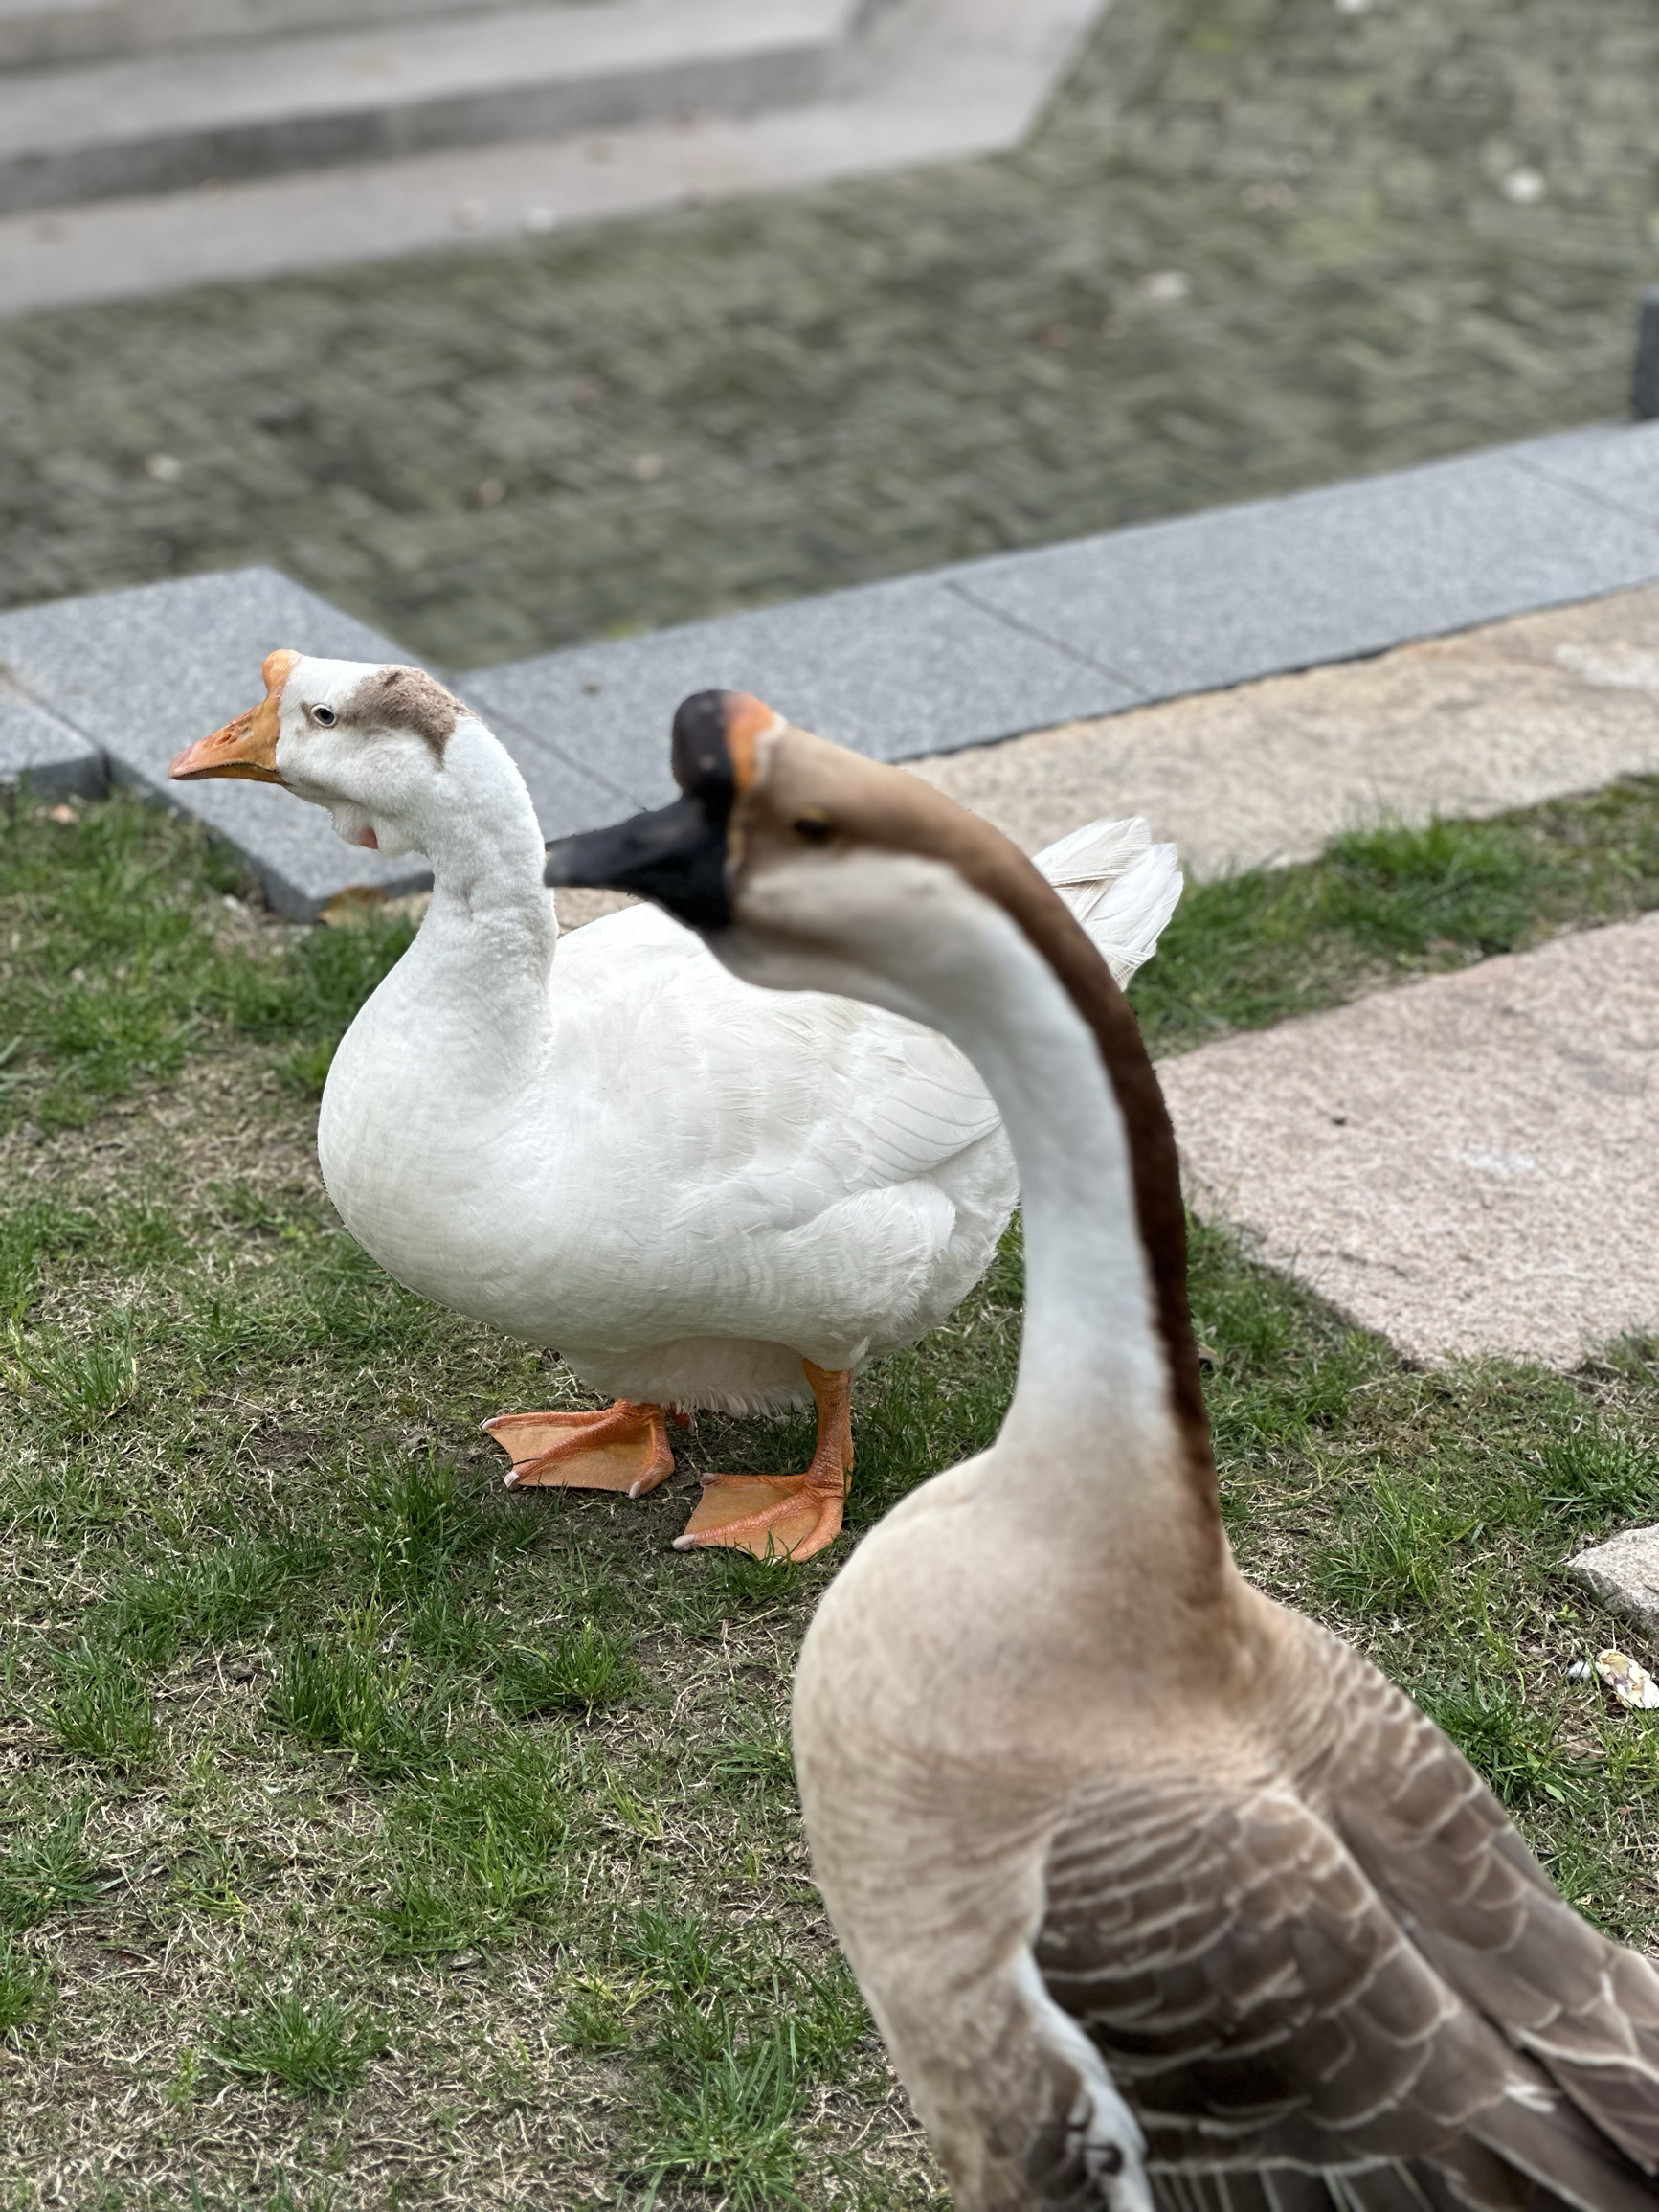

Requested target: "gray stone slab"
[
  {"left": 452, "top": 684, "right": 643, "bottom": 839},
  {"left": 951, "top": 436, "right": 1659, "bottom": 706},
  {"left": 0, "top": 567, "right": 435, "bottom": 919},
  {"left": 0, "top": 686, "right": 105, "bottom": 799},
  {"left": 1518, "top": 419, "right": 1659, "bottom": 533},
  {"left": 1570, "top": 1525, "right": 1659, "bottom": 1646},
  {"left": 462, "top": 573, "right": 1137, "bottom": 813},
  {"left": 1158, "top": 914, "right": 1659, "bottom": 1368}
]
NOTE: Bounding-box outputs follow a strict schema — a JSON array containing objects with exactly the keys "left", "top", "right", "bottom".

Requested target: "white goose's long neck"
[{"left": 392, "top": 723, "right": 558, "bottom": 1064}]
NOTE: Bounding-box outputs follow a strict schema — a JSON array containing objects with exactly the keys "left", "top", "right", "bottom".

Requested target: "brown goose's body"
[{"left": 545, "top": 693, "right": 1659, "bottom": 2212}]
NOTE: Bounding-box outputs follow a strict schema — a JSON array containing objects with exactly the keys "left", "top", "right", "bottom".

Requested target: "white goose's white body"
[
  {"left": 311, "top": 713, "right": 1178, "bottom": 1414},
  {"left": 320, "top": 862, "right": 1010, "bottom": 1410}
]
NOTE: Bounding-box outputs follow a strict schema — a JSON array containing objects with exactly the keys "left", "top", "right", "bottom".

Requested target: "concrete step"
[
  {"left": 0, "top": 0, "right": 863, "bottom": 213},
  {"left": 0, "top": 0, "right": 554, "bottom": 72}
]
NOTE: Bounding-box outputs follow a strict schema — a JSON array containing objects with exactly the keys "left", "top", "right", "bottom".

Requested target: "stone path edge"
[
  {"left": 6, "top": 417, "right": 1659, "bottom": 917},
  {"left": 460, "top": 419, "right": 1659, "bottom": 821}
]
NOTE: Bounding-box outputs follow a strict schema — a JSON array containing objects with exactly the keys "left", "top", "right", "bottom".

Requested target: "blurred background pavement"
[{"left": 1, "top": 0, "right": 1656, "bottom": 672}]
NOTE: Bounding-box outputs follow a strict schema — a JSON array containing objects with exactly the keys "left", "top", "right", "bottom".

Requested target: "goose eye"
[
  {"left": 310, "top": 704, "right": 338, "bottom": 728},
  {"left": 793, "top": 816, "right": 833, "bottom": 845}
]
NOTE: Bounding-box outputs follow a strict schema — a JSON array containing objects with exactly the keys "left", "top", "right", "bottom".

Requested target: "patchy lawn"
[{"left": 1, "top": 786, "right": 1656, "bottom": 2209}]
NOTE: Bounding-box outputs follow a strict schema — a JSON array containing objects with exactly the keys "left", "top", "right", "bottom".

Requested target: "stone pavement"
[
  {"left": 11, "top": 421, "right": 1659, "bottom": 915},
  {"left": 914, "top": 579, "right": 1659, "bottom": 875},
  {"left": 1158, "top": 914, "right": 1659, "bottom": 1371},
  {"left": 1, "top": 0, "right": 1656, "bottom": 672}
]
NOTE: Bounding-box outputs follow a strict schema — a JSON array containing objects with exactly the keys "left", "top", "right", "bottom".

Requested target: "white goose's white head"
[{"left": 169, "top": 650, "right": 481, "bottom": 863}]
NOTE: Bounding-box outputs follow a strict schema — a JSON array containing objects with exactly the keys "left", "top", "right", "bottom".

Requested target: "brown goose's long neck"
[
  {"left": 780, "top": 838, "right": 1220, "bottom": 1550},
  {"left": 707, "top": 714, "right": 1219, "bottom": 1546},
  {"left": 946, "top": 901, "right": 1207, "bottom": 1521}
]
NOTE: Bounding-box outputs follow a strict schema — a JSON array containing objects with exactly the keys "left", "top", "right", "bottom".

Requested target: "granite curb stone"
[
  {"left": 950, "top": 433, "right": 1659, "bottom": 706},
  {"left": 1520, "top": 421, "right": 1659, "bottom": 536},
  {"left": 462, "top": 422, "right": 1659, "bottom": 790},
  {"left": 0, "top": 687, "right": 105, "bottom": 800},
  {"left": 0, "top": 567, "right": 441, "bottom": 916},
  {"left": 462, "top": 568, "right": 1140, "bottom": 815},
  {"left": 10, "top": 420, "right": 1659, "bottom": 914}
]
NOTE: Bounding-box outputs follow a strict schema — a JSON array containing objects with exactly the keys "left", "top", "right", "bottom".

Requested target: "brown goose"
[{"left": 545, "top": 691, "right": 1659, "bottom": 2212}]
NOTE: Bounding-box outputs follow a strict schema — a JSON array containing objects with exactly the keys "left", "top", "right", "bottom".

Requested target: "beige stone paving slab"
[
  {"left": 1156, "top": 913, "right": 1659, "bottom": 1367},
  {"left": 910, "top": 584, "right": 1659, "bottom": 875},
  {"left": 1570, "top": 1526, "right": 1659, "bottom": 1644}
]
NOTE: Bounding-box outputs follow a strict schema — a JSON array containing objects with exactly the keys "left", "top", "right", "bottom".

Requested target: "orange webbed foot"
[
  {"left": 484, "top": 1399, "right": 675, "bottom": 1498},
  {"left": 673, "top": 1361, "right": 853, "bottom": 1562},
  {"left": 673, "top": 1472, "right": 845, "bottom": 1561}
]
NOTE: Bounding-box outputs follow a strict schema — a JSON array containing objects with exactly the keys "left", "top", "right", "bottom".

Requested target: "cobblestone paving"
[{"left": 1, "top": 0, "right": 1656, "bottom": 671}]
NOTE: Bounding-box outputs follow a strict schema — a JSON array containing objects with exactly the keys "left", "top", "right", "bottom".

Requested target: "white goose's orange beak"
[{"left": 168, "top": 648, "right": 302, "bottom": 784}]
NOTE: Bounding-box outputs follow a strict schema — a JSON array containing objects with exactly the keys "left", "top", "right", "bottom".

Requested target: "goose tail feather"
[{"left": 1031, "top": 816, "right": 1183, "bottom": 988}]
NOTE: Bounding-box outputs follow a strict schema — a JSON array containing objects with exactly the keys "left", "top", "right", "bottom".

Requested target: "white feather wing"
[{"left": 1032, "top": 816, "right": 1183, "bottom": 985}]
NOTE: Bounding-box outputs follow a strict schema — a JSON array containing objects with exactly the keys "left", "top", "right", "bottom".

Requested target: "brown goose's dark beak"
[
  {"left": 544, "top": 794, "right": 729, "bottom": 930},
  {"left": 543, "top": 688, "right": 780, "bottom": 930}
]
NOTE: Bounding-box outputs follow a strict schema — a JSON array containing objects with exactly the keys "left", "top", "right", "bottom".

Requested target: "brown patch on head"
[
  {"left": 336, "top": 666, "right": 462, "bottom": 759},
  {"left": 737, "top": 725, "right": 1218, "bottom": 1519}
]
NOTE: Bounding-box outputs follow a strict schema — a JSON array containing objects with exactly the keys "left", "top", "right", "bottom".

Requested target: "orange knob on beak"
[{"left": 169, "top": 647, "right": 302, "bottom": 785}]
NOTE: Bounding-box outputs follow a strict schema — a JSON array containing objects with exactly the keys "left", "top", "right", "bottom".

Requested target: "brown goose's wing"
[
  {"left": 1312, "top": 1626, "right": 1659, "bottom": 2175},
  {"left": 1035, "top": 1759, "right": 1657, "bottom": 2212}
]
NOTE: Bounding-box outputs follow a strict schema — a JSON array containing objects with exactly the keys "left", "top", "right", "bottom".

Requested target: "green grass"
[
  {"left": 1133, "top": 780, "right": 1659, "bottom": 1055},
  {"left": 36, "top": 1638, "right": 159, "bottom": 1768},
  {"left": 492, "top": 1622, "right": 640, "bottom": 1719},
  {"left": 0, "top": 788, "right": 415, "bottom": 1130},
  {"left": 0, "top": 1941, "right": 54, "bottom": 2043},
  {"left": 0, "top": 781, "right": 1657, "bottom": 2204},
  {"left": 207, "top": 1987, "right": 388, "bottom": 2098},
  {"left": 0, "top": 1804, "right": 102, "bottom": 1934}
]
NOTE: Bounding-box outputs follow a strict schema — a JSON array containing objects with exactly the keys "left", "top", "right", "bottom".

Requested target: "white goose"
[
  {"left": 169, "top": 654, "right": 1179, "bottom": 1560},
  {"left": 545, "top": 699, "right": 1659, "bottom": 2212}
]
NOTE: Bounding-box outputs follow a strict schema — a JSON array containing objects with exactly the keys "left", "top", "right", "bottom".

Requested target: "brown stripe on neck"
[{"left": 756, "top": 730, "right": 1218, "bottom": 1515}]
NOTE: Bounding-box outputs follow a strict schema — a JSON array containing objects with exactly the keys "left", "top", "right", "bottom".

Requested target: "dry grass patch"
[{"left": 0, "top": 1064, "right": 956, "bottom": 2211}]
